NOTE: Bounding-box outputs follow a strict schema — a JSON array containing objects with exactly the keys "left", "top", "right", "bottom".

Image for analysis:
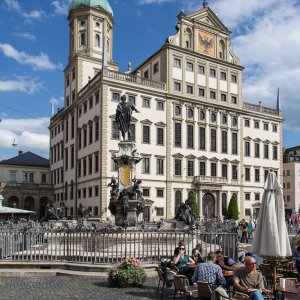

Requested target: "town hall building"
[{"left": 49, "top": 0, "right": 283, "bottom": 221}]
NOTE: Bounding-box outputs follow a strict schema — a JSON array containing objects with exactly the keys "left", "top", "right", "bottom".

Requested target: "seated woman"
[
  {"left": 192, "top": 243, "right": 206, "bottom": 263},
  {"left": 173, "top": 245, "right": 195, "bottom": 280}
]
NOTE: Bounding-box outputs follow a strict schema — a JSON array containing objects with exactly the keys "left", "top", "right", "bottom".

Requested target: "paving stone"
[{"left": 0, "top": 275, "right": 177, "bottom": 300}]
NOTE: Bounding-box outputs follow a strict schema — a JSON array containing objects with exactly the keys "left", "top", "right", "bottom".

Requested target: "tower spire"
[
  {"left": 276, "top": 87, "right": 281, "bottom": 111},
  {"left": 203, "top": 0, "right": 209, "bottom": 8}
]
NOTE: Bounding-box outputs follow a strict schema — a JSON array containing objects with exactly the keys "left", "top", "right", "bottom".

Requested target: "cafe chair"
[
  {"left": 197, "top": 281, "right": 213, "bottom": 300},
  {"left": 155, "top": 266, "right": 176, "bottom": 296},
  {"left": 173, "top": 274, "right": 197, "bottom": 299}
]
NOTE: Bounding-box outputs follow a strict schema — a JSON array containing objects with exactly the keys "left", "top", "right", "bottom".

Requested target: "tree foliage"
[
  {"left": 226, "top": 193, "right": 239, "bottom": 220},
  {"left": 189, "top": 193, "right": 199, "bottom": 218}
]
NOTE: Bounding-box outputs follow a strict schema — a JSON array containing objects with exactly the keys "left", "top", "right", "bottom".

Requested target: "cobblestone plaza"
[{"left": 0, "top": 274, "right": 175, "bottom": 300}]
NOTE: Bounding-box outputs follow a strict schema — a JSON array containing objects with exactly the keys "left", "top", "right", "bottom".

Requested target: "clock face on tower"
[{"left": 198, "top": 30, "right": 215, "bottom": 57}]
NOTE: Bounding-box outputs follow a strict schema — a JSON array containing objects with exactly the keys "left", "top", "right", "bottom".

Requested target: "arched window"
[
  {"left": 175, "top": 190, "right": 182, "bottom": 215},
  {"left": 200, "top": 110, "right": 206, "bottom": 121},
  {"left": 175, "top": 106, "right": 181, "bottom": 116},
  {"left": 188, "top": 108, "right": 194, "bottom": 118},
  {"left": 222, "top": 115, "right": 227, "bottom": 125},
  {"left": 80, "top": 33, "right": 86, "bottom": 46},
  {"left": 95, "top": 34, "right": 100, "bottom": 47},
  {"left": 80, "top": 21, "right": 85, "bottom": 27},
  {"left": 95, "top": 22, "right": 100, "bottom": 28},
  {"left": 232, "top": 117, "right": 238, "bottom": 127},
  {"left": 211, "top": 113, "right": 216, "bottom": 123}
]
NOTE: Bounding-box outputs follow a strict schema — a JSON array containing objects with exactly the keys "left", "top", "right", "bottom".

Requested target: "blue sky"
[{"left": 0, "top": 0, "right": 300, "bottom": 160}]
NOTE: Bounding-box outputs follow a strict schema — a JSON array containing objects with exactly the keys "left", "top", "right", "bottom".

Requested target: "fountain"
[{"left": 108, "top": 94, "right": 144, "bottom": 227}]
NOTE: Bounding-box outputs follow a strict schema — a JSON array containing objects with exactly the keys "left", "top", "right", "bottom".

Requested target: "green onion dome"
[{"left": 69, "top": 0, "right": 113, "bottom": 16}]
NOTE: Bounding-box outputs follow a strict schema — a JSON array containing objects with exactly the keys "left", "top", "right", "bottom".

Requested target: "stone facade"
[
  {"left": 49, "top": 2, "right": 283, "bottom": 221},
  {"left": 0, "top": 152, "right": 53, "bottom": 218}
]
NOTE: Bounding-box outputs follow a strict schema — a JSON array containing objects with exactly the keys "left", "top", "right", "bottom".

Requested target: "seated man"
[
  {"left": 192, "top": 251, "right": 226, "bottom": 291},
  {"left": 215, "top": 250, "right": 237, "bottom": 271},
  {"left": 233, "top": 256, "right": 271, "bottom": 300}
]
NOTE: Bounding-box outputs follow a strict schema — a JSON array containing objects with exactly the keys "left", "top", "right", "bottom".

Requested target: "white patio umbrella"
[{"left": 252, "top": 171, "right": 291, "bottom": 257}]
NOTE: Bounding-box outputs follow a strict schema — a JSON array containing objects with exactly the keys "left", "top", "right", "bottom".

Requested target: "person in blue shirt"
[
  {"left": 192, "top": 251, "right": 226, "bottom": 290},
  {"left": 215, "top": 250, "right": 236, "bottom": 271},
  {"left": 216, "top": 250, "right": 237, "bottom": 289}
]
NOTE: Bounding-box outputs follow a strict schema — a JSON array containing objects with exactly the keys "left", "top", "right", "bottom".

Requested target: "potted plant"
[{"left": 108, "top": 257, "right": 147, "bottom": 288}]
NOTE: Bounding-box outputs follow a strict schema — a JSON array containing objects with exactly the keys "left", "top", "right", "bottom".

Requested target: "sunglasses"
[{"left": 179, "top": 247, "right": 185, "bottom": 250}]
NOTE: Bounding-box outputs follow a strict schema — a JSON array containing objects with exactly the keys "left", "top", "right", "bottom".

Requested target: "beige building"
[
  {"left": 0, "top": 151, "right": 53, "bottom": 218},
  {"left": 283, "top": 146, "right": 300, "bottom": 217},
  {"left": 49, "top": 0, "right": 283, "bottom": 221}
]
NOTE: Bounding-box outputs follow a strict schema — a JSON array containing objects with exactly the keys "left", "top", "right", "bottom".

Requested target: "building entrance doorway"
[{"left": 202, "top": 193, "right": 215, "bottom": 219}]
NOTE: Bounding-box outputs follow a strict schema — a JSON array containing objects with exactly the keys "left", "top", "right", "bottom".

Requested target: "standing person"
[
  {"left": 247, "top": 221, "right": 252, "bottom": 240},
  {"left": 192, "top": 251, "right": 226, "bottom": 291},
  {"left": 241, "top": 223, "right": 248, "bottom": 243},
  {"left": 233, "top": 256, "right": 271, "bottom": 300}
]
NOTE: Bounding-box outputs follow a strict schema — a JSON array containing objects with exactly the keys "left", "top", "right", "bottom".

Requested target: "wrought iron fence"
[{"left": 0, "top": 220, "right": 238, "bottom": 264}]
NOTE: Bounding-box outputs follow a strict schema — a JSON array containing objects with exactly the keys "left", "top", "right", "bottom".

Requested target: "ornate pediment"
[
  {"left": 209, "top": 157, "right": 219, "bottom": 162},
  {"left": 185, "top": 154, "right": 197, "bottom": 159},
  {"left": 243, "top": 136, "right": 252, "bottom": 141},
  {"left": 154, "top": 121, "right": 166, "bottom": 127},
  {"left": 187, "top": 7, "right": 230, "bottom": 34},
  {"left": 140, "top": 119, "right": 153, "bottom": 125},
  {"left": 271, "top": 141, "right": 280, "bottom": 145},
  {"left": 173, "top": 153, "right": 184, "bottom": 158},
  {"left": 231, "top": 159, "right": 240, "bottom": 164},
  {"left": 220, "top": 158, "right": 230, "bottom": 163},
  {"left": 263, "top": 139, "right": 271, "bottom": 144},
  {"left": 253, "top": 138, "right": 261, "bottom": 143},
  {"left": 198, "top": 155, "right": 208, "bottom": 160}
]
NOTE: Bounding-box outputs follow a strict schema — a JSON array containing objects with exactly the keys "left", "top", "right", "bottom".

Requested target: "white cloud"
[
  {"left": 0, "top": 77, "right": 43, "bottom": 94},
  {"left": 184, "top": 0, "right": 300, "bottom": 131},
  {"left": 0, "top": 118, "right": 49, "bottom": 152},
  {"left": 4, "top": 0, "right": 45, "bottom": 21},
  {"left": 0, "top": 43, "right": 62, "bottom": 71},
  {"left": 13, "top": 32, "right": 37, "bottom": 41},
  {"left": 52, "top": 0, "right": 72, "bottom": 15}
]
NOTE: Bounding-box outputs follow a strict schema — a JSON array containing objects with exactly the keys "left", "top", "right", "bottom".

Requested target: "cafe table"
[{"left": 274, "top": 284, "right": 298, "bottom": 300}]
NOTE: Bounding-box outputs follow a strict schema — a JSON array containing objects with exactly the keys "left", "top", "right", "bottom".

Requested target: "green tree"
[
  {"left": 189, "top": 193, "right": 199, "bottom": 218},
  {"left": 226, "top": 194, "right": 239, "bottom": 220}
]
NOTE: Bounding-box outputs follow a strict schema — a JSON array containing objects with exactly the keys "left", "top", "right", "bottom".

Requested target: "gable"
[{"left": 186, "top": 7, "right": 230, "bottom": 34}]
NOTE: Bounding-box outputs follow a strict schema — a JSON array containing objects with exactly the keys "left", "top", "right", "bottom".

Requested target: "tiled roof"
[{"left": 0, "top": 151, "right": 49, "bottom": 168}]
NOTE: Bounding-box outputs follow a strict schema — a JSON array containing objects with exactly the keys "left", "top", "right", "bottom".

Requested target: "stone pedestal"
[{"left": 110, "top": 141, "right": 143, "bottom": 227}]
